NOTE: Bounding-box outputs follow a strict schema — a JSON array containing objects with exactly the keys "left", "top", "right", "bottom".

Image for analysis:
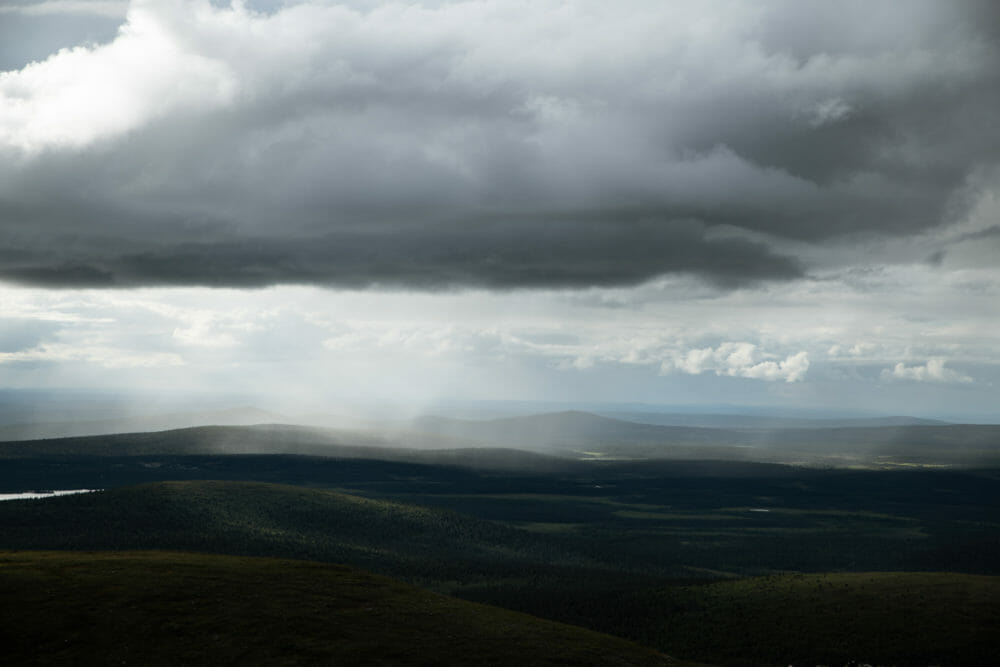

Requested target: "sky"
[{"left": 0, "top": 0, "right": 998, "bottom": 421}]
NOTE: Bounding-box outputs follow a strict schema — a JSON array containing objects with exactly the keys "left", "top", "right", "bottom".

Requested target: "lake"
[{"left": 0, "top": 489, "right": 98, "bottom": 502}]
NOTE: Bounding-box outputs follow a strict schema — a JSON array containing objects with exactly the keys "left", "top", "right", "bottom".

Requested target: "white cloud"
[
  {"left": 0, "top": 276, "right": 994, "bottom": 420},
  {"left": 661, "top": 343, "right": 810, "bottom": 383},
  {"left": 0, "top": 0, "right": 236, "bottom": 150},
  {"left": 1, "top": 0, "right": 986, "bottom": 164},
  {"left": 884, "top": 358, "right": 973, "bottom": 384}
]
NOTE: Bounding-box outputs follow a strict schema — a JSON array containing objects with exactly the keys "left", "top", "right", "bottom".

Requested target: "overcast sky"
[{"left": 1, "top": 0, "right": 998, "bottom": 420}]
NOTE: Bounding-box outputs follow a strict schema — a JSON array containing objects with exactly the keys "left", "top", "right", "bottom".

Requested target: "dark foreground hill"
[
  {"left": 0, "top": 550, "right": 675, "bottom": 666},
  {"left": 647, "top": 571, "right": 1000, "bottom": 666},
  {"left": 467, "top": 571, "right": 1000, "bottom": 666}
]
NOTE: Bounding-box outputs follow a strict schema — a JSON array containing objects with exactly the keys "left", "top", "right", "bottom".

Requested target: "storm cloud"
[{"left": 1, "top": 0, "right": 999, "bottom": 289}]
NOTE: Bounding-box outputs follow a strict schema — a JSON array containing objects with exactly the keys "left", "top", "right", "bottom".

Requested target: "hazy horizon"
[
  {"left": 0, "top": 386, "right": 995, "bottom": 427},
  {"left": 2, "top": 1, "right": 998, "bottom": 423}
]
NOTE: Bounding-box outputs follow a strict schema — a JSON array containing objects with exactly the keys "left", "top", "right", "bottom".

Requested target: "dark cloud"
[
  {"left": 0, "top": 0, "right": 997, "bottom": 290},
  {"left": 0, "top": 219, "right": 802, "bottom": 289}
]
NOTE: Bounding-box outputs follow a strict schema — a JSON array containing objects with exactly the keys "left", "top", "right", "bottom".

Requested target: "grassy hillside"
[
  {"left": 0, "top": 550, "right": 675, "bottom": 666},
  {"left": 647, "top": 571, "right": 1000, "bottom": 666},
  {"left": 2, "top": 555, "right": 993, "bottom": 666}
]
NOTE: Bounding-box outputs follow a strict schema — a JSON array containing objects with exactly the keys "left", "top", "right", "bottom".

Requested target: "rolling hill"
[
  {"left": 0, "top": 406, "right": 285, "bottom": 442},
  {"left": 412, "top": 411, "right": 1000, "bottom": 466},
  {"left": 0, "top": 550, "right": 676, "bottom": 666},
  {"left": 0, "top": 423, "right": 582, "bottom": 472},
  {"left": 4, "top": 412, "right": 1000, "bottom": 467},
  {"left": 599, "top": 410, "right": 950, "bottom": 429},
  {"left": 0, "top": 481, "right": 589, "bottom": 585},
  {"left": 413, "top": 411, "right": 738, "bottom": 449},
  {"left": 1, "top": 473, "right": 998, "bottom": 664}
]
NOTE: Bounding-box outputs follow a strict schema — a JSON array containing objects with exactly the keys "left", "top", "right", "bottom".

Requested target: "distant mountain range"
[
  {"left": 2, "top": 409, "right": 999, "bottom": 468},
  {"left": 0, "top": 406, "right": 286, "bottom": 442},
  {"left": 599, "top": 411, "right": 949, "bottom": 429},
  {"left": 410, "top": 410, "right": 995, "bottom": 457},
  {"left": 0, "top": 389, "right": 970, "bottom": 442}
]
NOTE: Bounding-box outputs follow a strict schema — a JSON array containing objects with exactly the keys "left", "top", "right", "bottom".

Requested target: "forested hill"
[{"left": 0, "top": 481, "right": 568, "bottom": 584}]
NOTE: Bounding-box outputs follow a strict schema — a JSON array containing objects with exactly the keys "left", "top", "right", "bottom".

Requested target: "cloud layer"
[
  {"left": 1, "top": 271, "right": 996, "bottom": 417},
  {"left": 1, "top": 0, "right": 998, "bottom": 289}
]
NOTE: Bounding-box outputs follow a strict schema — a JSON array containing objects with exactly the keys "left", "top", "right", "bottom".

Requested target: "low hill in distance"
[
  {"left": 0, "top": 423, "right": 579, "bottom": 472},
  {"left": 0, "top": 406, "right": 285, "bottom": 442},
  {"left": 412, "top": 411, "right": 1000, "bottom": 466},
  {"left": 0, "top": 550, "right": 676, "bottom": 666},
  {"left": 599, "top": 411, "right": 950, "bottom": 429},
  {"left": 4, "top": 409, "right": 999, "bottom": 467}
]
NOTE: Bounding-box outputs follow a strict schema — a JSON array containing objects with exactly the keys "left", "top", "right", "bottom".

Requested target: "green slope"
[
  {"left": 0, "top": 550, "right": 676, "bottom": 666},
  {"left": 647, "top": 571, "right": 1000, "bottom": 666}
]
